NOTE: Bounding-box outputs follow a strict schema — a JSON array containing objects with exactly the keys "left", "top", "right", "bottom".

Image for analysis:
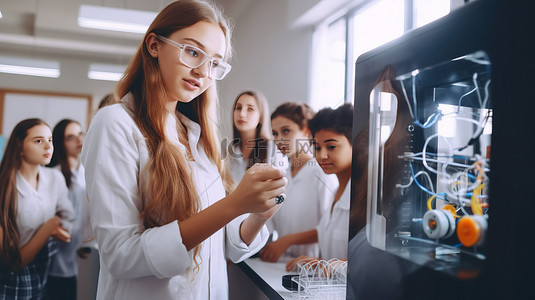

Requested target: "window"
[
  {"left": 414, "top": 0, "right": 450, "bottom": 28},
  {"left": 310, "top": 18, "right": 347, "bottom": 110},
  {"left": 310, "top": 0, "right": 451, "bottom": 110},
  {"left": 352, "top": 0, "right": 405, "bottom": 62}
]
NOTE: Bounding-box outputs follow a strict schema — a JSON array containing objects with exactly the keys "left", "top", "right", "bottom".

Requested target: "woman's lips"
[{"left": 183, "top": 79, "right": 200, "bottom": 90}]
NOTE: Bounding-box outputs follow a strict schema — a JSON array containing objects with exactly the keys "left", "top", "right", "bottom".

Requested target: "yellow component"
[
  {"left": 426, "top": 194, "right": 437, "bottom": 211},
  {"left": 442, "top": 205, "right": 459, "bottom": 219},
  {"left": 474, "top": 161, "right": 485, "bottom": 182},
  {"left": 471, "top": 183, "right": 485, "bottom": 215},
  {"left": 457, "top": 216, "right": 481, "bottom": 247}
]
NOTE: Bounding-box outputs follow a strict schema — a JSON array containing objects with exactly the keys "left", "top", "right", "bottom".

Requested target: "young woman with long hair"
[
  {"left": 0, "top": 118, "right": 74, "bottom": 299},
  {"left": 227, "top": 90, "right": 288, "bottom": 183},
  {"left": 81, "top": 1, "right": 286, "bottom": 298},
  {"left": 46, "top": 119, "right": 90, "bottom": 300},
  {"left": 258, "top": 102, "right": 338, "bottom": 262}
]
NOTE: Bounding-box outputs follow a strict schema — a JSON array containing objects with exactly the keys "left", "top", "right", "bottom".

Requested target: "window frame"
[{"left": 315, "top": 0, "right": 451, "bottom": 107}]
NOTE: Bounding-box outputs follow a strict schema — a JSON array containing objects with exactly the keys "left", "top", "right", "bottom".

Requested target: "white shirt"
[
  {"left": 226, "top": 141, "right": 288, "bottom": 184},
  {"left": 316, "top": 179, "right": 351, "bottom": 260},
  {"left": 16, "top": 166, "right": 75, "bottom": 247},
  {"left": 49, "top": 164, "right": 89, "bottom": 277},
  {"left": 81, "top": 96, "right": 268, "bottom": 300},
  {"left": 268, "top": 159, "right": 338, "bottom": 259}
]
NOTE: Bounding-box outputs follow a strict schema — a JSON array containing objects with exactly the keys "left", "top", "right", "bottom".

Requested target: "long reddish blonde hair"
[
  {"left": 115, "top": 0, "right": 233, "bottom": 272},
  {"left": 0, "top": 118, "right": 49, "bottom": 271}
]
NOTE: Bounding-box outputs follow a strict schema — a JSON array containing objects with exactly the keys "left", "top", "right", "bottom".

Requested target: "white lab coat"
[
  {"left": 267, "top": 159, "right": 338, "bottom": 259},
  {"left": 316, "top": 179, "right": 351, "bottom": 260},
  {"left": 16, "top": 166, "right": 75, "bottom": 247},
  {"left": 81, "top": 96, "right": 268, "bottom": 300}
]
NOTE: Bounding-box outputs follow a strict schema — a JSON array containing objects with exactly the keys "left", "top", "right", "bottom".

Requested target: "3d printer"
[{"left": 349, "top": 0, "right": 534, "bottom": 299}]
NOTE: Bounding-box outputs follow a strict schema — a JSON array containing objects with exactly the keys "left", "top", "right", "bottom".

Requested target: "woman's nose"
[
  {"left": 192, "top": 60, "right": 210, "bottom": 78},
  {"left": 317, "top": 148, "right": 327, "bottom": 159}
]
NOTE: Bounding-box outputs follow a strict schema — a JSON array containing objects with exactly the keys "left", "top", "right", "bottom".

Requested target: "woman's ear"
[
  {"left": 304, "top": 127, "right": 312, "bottom": 138},
  {"left": 145, "top": 33, "right": 159, "bottom": 58}
]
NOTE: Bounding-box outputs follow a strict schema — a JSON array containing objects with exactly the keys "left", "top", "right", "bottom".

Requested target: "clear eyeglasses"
[{"left": 156, "top": 35, "right": 231, "bottom": 80}]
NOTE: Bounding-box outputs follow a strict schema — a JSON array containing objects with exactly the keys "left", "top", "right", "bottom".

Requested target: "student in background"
[
  {"left": 285, "top": 103, "right": 354, "bottom": 271},
  {"left": 227, "top": 90, "right": 287, "bottom": 183},
  {"left": 259, "top": 102, "right": 338, "bottom": 262},
  {"left": 97, "top": 93, "right": 118, "bottom": 109},
  {"left": 81, "top": 1, "right": 286, "bottom": 299},
  {"left": 0, "top": 118, "right": 75, "bottom": 299},
  {"left": 46, "top": 119, "right": 90, "bottom": 300}
]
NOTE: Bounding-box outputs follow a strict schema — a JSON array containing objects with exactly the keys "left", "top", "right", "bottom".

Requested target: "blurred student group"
[{"left": 1, "top": 89, "right": 354, "bottom": 300}]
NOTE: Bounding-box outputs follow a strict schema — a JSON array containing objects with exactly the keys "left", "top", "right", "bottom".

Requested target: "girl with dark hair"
[
  {"left": 81, "top": 1, "right": 286, "bottom": 298},
  {"left": 285, "top": 103, "right": 354, "bottom": 276},
  {"left": 0, "top": 118, "right": 74, "bottom": 299},
  {"left": 228, "top": 90, "right": 288, "bottom": 183},
  {"left": 258, "top": 102, "right": 338, "bottom": 262},
  {"left": 46, "top": 119, "right": 90, "bottom": 300}
]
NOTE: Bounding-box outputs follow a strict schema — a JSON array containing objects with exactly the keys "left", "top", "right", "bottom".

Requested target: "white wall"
[
  {"left": 217, "top": 0, "right": 315, "bottom": 139},
  {"left": 0, "top": 54, "right": 117, "bottom": 123}
]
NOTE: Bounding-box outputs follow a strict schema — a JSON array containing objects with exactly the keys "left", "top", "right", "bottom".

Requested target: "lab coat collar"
[
  {"left": 175, "top": 110, "right": 201, "bottom": 153},
  {"left": 16, "top": 165, "right": 48, "bottom": 198},
  {"left": 232, "top": 143, "right": 242, "bottom": 154},
  {"left": 120, "top": 93, "right": 211, "bottom": 172},
  {"left": 175, "top": 111, "right": 213, "bottom": 173},
  {"left": 71, "top": 163, "right": 86, "bottom": 187},
  {"left": 120, "top": 92, "right": 202, "bottom": 150},
  {"left": 71, "top": 163, "right": 84, "bottom": 176}
]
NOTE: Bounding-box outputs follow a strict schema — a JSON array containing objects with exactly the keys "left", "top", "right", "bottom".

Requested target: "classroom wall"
[
  {"left": 217, "top": 0, "right": 315, "bottom": 140},
  {"left": 0, "top": 55, "right": 116, "bottom": 119}
]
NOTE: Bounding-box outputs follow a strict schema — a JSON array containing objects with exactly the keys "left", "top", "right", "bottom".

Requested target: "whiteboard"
[{"left": 1, "top": 93, "right": 89, "bottom": 137}]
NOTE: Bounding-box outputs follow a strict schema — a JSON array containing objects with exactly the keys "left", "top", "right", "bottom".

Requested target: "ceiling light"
[
  {"left": 0, "top": 32, "right": 137, "bottom": 57},
  {"left": 88, "top": 63, "right": 126, "bottom": 81},
  {"left": 0, "top": 56, "right": 60, "bottom": 78},
  {"left": 0, "top": 10, "right": 3, "bottom": 18},
  {"left": 78, "top": 5, "right": 156, "bottom": 34}
]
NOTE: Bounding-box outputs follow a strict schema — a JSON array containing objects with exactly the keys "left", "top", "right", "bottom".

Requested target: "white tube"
[{"left": 422, "top": 133, "right": 453, "bottom": 179}]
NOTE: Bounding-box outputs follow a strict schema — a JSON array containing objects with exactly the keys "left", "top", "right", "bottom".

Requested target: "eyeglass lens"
[{"left": 180, "top": 45, "right": 228, "bottom": 79}]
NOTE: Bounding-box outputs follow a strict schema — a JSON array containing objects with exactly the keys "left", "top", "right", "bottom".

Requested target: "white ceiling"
[{"left": 0, "top": 0, "right": 254, "bottom": 62}]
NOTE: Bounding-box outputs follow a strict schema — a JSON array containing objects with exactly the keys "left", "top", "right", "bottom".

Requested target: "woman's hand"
[
  {"left": 286, "top": 256, "right": 347, "bottom": 276},
  {"left": 44, "top": 216, "right": 71, "bottom": 243},
  {"left": 250, "top": 200, "right": 283, "bottom": 222},
  {"left": 286, "top": 255, "right": 318, "bottom": 272},
  {"left": 51, "top": 227, "right": 71, "bottom": 242},
  {"left": 259, "top": 236, "right": 291, "bottom": 262},
  {"left": 230, "top": 164, "right": 286, "bottom": 215}
]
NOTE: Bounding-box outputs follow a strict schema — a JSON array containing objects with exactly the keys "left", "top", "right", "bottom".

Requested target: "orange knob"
[{"left": 457, "top": 216, "right": 487, "bottom": 247}]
